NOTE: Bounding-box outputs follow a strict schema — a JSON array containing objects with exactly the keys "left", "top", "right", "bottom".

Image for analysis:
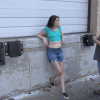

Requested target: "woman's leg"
[
  {"left": 50, "top": 61, "right": 63, "bottom": 83},
  {"left": 94, "top": 61, "right": 100, "bottom": 95},
  {"left": 59, "top": 61, "right": 65, "bottom": 93},
  {"left": 50, "top": 61, "right": 65, "bottom": 93},
  {"left": 98, "top": 61, "right": 100, "bottom": 75}
]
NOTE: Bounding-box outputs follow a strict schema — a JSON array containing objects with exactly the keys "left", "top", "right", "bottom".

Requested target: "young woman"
[
  {"left": 93, "top": 33, "right": 100, "bottom": 95},
  {"left": 36, "top": 15, "right": 69, "bottom": 99}
]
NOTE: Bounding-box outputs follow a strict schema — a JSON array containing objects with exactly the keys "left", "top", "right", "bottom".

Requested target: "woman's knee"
[
  {"left": 57, "top": 69, "right": 64, "bottom": 75},
  {"left": 51, "top": 62, "right": 64, "bottom": 74}
]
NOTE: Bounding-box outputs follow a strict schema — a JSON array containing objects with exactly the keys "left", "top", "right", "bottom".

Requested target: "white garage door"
[{"left": 0, "top": 0, "right": 89, "bottom": 38}]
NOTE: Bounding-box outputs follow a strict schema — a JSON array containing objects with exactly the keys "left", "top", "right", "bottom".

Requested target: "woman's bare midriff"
[{"left": 48, "top": 41, "right": 61, "bottom": 48}]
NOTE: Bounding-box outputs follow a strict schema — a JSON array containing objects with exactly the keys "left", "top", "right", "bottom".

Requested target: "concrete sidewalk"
[{"left": 9, "top": 73, "right": 100, "bottom": 100}]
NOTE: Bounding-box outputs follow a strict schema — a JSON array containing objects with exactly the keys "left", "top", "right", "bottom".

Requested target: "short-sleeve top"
[
  {"left": 93, "top": 36, "right": 100, "bottom": 61},
  {"left": 43, "top": 26, "right": 61, "bottom": 42}
]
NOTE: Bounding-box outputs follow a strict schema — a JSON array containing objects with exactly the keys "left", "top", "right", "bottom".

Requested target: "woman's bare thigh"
[
  {"left": 51, "top": 61, "right": 62, "bottom": 72},
  {"left": 59, "top": 61, "right": 64, "bottom": 71}
]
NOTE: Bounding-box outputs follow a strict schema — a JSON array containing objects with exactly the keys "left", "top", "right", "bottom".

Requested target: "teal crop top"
[{"left": 44, "top": 26, "right": 61, "bottom": 42}]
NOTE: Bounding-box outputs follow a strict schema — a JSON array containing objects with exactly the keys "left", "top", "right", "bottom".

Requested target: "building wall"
[
  {"left": 0, "top": 33, "right": 98, "bottom": 98},
  {"left": 97, "top": 0, "right": 100, "bottom": 35},
  {"left": 0, "top": 0, "right": 99, "bottom": 99},
  {"left": 90, "top": 0, "right": 99, "bottom": 35}
]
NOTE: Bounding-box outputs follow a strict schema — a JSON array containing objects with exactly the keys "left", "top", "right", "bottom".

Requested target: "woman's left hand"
[
  {"left": 93, "top": 36, "right": 97, "bottom": 41},
  {"left": 62, "top": 38, "right": 65, "bottom": 44},
  {"left": 93, "top": 36, "right": 98, "bottom": 43}
]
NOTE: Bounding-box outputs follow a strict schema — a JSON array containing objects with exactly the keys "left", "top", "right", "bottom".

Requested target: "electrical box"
[
  {"left": 5, "top": 41, "right": 23, "bottom": 57},
  {"left": 83, "top": 35, "right": 94, "bottom": 46}
]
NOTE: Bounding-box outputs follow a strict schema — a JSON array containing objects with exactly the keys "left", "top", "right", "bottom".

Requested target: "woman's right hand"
[
  {"left": 43, "top": 38, "right": 48, "bottom": 46},
  {"left": 93, "top": 36, "right": 97, "bottom": 41},
  {"left": 95, "top": 32, "right": 99, "bottom": 40}
]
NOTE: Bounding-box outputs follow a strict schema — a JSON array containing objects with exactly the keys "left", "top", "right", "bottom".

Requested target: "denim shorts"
[
  {"left": 97, "top": 61, "right": 100, "bottom": 75},
  {"left": 47, "top": 47, "right": 64, "bottom": 63}
]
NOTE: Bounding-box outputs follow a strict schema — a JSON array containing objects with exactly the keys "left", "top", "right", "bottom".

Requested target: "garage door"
[{"left": 0, "top": 0, "right": 89, "bottom": 38}]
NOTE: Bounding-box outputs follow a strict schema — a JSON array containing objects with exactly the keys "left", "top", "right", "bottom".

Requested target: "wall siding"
[{"left": 0, "top": 0, "right": 88, "bottom": 38}]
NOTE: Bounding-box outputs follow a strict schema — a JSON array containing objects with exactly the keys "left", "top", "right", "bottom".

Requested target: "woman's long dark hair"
[{"left": 46, "top": 15, "right": 59, "bottom": 28}]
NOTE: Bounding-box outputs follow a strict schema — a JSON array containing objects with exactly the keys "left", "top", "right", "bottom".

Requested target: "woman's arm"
[
  {"left": 94, "top": 39, "right": 100, "bottom": 46},
  {"left": 93, "top": 35, "right": 100, "bottom": 46},
  {"left": 93, "top": 32, "right": 100, "bottom": 46},
  {"left": 36, "top": 30, "right": 46, "bottom": 40},
  {"left": 94, "top": 32, "right": 99, "bottom": 40},
  {"left": 36, "top": 30, "right": 48, "bottom": 46},
  {"left": 60, "top": 31, "right": 65, "bottom": 44}
]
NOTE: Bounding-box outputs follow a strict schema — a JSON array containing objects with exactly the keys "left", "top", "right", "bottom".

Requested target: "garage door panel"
[
  {"left": 0, "top": 18, "right": 87, "bottom": 27},
  {"left": 0, "top": 25, "right": 87, "bottom": 38},
  {"left": 0, "top": 9, "right": 88, "bottom": 18},
  {"left": 0, "top": 2, "right": 88, "bottom": 11},
  {"left": 0, "top": 0, "right": 88, "bottom": 38}
]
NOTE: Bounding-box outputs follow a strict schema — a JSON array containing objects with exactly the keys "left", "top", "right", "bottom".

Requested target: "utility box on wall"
[
  {"left": 83, "top": 35, "right": 94, "bottom": 46},
  {"left": 5, "top": 41, "right": 23, "bottom": 57}
]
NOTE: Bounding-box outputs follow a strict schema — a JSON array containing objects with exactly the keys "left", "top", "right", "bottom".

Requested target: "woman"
[
  {"left": 36, "top": 15, "right": 69, "bottom": 99},
  {"left": 93, "top": 33, "right": 100, "bottom": 95}
]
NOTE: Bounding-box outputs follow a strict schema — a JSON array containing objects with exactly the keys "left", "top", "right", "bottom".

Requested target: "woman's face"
[{"left": 54, "top": 18, "right": 59, "bottom": 27}]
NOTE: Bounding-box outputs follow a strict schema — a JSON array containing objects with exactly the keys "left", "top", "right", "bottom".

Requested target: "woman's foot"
[
  {"left": 94, "top": 90, "right": 100, "bottom": 95},
  {"left": 50, "top": 77, "right": 55, "bottom": 88},
  {"left": 61, "top": 91, "right": 69, "bottom": 99}
]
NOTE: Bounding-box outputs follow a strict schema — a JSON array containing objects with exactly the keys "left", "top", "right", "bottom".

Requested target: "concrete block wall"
[{"left": 0, "top": 33, "right": 98, "bottom": 98}]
